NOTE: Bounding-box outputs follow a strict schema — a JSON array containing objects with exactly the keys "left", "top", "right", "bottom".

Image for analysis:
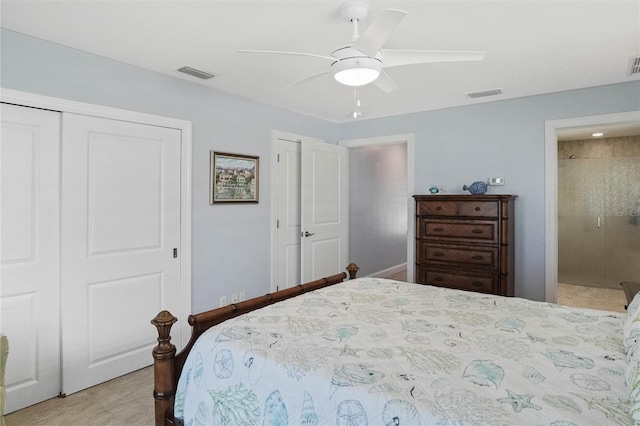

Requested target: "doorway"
[
  {"left": 339, "top": 134, "right": 415, "bottom": 280},
  {"left": 271, "top": 131, "right": 348, "bottom": 291},
  {"left": 545, "top": 111, "right": 640, "bottom": 307}
]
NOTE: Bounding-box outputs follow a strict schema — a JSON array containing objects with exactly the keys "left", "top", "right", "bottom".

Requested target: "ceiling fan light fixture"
[{"left": 332, "top": 57, "right": 381, "bottom": 86}]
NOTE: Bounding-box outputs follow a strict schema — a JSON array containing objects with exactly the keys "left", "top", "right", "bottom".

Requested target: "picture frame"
[{"left": 210, "top": 151, "right": 259, "bottom": 204}]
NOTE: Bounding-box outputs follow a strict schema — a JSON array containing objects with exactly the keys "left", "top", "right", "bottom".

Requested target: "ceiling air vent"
[
  {"left": 465, "top": 88, "right": 503, "bottom": 99},
  {"left": 628, "top": 56, "right": 640, "bottom": 76},
  {"left": 177, "top": 66, "right": 216, "bottom": 80}
]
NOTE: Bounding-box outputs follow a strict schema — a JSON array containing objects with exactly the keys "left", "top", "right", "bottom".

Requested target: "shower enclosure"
[{"left": 558, "top": 137, "right": 640, "bottom": 289}]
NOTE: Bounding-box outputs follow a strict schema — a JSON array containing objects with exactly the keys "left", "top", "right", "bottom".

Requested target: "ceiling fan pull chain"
[{"left": 353, "top": 87, "right": 362, "bottom": 118}]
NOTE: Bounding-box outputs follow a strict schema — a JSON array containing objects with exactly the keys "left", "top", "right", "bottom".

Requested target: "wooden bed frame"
[{"left": 151, "top": 263, "right": 360, "bottom": 426}]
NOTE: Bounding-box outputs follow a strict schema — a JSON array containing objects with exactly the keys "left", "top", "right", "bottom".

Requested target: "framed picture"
[{"left": 210, "top": 151, "right": 259, "bottom": 204}]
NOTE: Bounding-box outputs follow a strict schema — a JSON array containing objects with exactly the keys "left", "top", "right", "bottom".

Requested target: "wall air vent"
[
  {"left": 177, "top": 66, "right": 216, "bottom": 80},
  {"left": 628, "top": 56, "right": 640, "bottom": 76},
  {"left": 465, "top": 88, "right": 503, "bottom": 99}
]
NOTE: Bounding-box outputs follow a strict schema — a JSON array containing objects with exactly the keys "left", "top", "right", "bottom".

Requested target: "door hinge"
[
  {"left": 277, "top": 219, "right": 280, "bottom": 229},
  {"left": 277, "top": 153, "right": 280, "bottom": 162},
  {"left": 173, "top": 248, "right": 178, "bottom": 258}
]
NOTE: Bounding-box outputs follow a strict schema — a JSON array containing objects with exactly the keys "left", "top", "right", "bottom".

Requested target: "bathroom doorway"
[
  {"left": 558, "top": 131, "right": 640, "bottom": 288},
  {"left": 553, "top": 120, "right": 640, "bottom": 311}
]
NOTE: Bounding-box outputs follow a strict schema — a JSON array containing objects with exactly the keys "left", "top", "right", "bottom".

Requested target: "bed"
[{"left": 152, "top": 264, "right": 639, "bottom": 425}]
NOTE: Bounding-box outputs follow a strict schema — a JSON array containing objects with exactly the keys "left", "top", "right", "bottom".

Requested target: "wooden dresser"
[{"left": 413, "top": 194, "right": 516, "bottom": 296}]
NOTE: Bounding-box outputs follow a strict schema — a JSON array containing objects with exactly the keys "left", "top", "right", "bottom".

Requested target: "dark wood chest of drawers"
[{"left": 413, "top": 194, "right": 516, "bottom": 296}]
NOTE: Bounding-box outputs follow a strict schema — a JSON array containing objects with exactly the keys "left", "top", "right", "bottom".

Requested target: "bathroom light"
[
  {"left": 592, "top": 132, "right": 604, "bottom": 137},
  {"left": 332, "top": 57, "right": 381, "bottom": 87}
]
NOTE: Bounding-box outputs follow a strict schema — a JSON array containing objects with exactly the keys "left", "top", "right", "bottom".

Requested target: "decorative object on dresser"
[
  {"left": 462, "top": 180, "right": 488, "bottom": 195},
  {"left": 413, "top": 194, "right": 517, "bottom": 296}
]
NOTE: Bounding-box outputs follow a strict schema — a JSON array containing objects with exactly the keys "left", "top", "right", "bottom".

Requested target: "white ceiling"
[{"left": 2, "top": 0, "right": 639, "bottom": 123}]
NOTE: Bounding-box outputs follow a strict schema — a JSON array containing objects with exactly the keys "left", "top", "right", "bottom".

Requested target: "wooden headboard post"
[
  {"left": 346, "top": 262, "right": 360, "bottom": 280},
  {"left": 151, "top": 310, "right": 178, "bottom": 426}
]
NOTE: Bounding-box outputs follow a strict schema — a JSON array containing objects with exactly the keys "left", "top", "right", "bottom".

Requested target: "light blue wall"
[
  {"left": 339, "top": 81, "right": 640, "bottom": 300},
  {"left": 3, "top": 29, "right": 639, "bottom": 305},
  {"left": 1, "top": 29, "right": 338, "bottom": 313}
]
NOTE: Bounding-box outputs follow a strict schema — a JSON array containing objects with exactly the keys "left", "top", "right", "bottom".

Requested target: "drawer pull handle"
[
  {"left": 475, "top": 207, "right": 481, "bottom": 211},
  {"left": 436, "top": 206, "right": 442, "bottom": 210},
  {"left": 471, "top": 281, "right": 484, "bottom": 287},
  {"left": 433, "top": 276, "right": 444, "bottom": 282},
  {"left": 433, "top": 252, "right": 445, "bottom": 257},
  {"left": 471, "top": 255, "right": 483, "bottom": 260},
  {"left": 471, "top": 229, "right": 483, "bottom": 234},
  {"left": 433, "top": 227, "right": 444, "bottom": 232}
]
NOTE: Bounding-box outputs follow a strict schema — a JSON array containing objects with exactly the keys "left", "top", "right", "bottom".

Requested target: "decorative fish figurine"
[{"left": 263, "top": 390, "right": 288, "bottom": 426}]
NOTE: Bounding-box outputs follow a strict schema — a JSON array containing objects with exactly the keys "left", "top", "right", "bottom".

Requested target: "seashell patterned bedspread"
[{"left": 175, "top": 278, "right": 630, "bottom": 425}]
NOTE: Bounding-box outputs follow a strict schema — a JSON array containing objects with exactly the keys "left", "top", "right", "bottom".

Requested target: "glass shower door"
[
  {"left": 558, "top": 158, "right": 606, "bottom": 287},
  {"left": 559, "top": 155, "right": 640, "bottom": 289},
  {"left": 603, "top": 157, "right": 640, "bottom": 288}
]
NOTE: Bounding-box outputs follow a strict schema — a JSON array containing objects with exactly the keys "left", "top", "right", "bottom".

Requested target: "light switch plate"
[{"left": 489, "top": 177, "right": 505, "bottom": 186}]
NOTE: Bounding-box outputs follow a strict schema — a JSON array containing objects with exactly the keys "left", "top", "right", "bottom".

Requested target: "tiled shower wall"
[{"left": 558, "top": 136, "right": 640, "bottom": 289}]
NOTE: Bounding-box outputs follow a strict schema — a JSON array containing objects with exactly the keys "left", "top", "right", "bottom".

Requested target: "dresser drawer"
[
  {"left": 457, "top": 201, "right": 498, "bottom": 218},
  {"left": 419, "top": 200, "right": 458, "bottom": 216},
  {"left": 422, "top": 269, "right": 496, "bottom": 293},
  {"left": 420, "top": 243, "right": 498, "bottom": 270},
  {"left": 418, "top": 219, "right": 498, "bottom": 244},
  {"left": 417, "top": 199, "right": 499, "bottom": 218}
]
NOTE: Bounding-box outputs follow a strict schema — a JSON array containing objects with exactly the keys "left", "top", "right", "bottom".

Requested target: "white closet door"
[
  {"left": 61, "top": 113, "right": 182, "bottom": 395},
  {"left": 0, "top": 103, "right": 61, "bottom": 413}
]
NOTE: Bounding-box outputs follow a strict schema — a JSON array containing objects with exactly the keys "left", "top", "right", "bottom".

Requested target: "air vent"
[
  {"left": 465, "top": 88, "right": 503, "bottom": 99},
  {"left": 628, "top": 56, "right": 640, "bottom": 76},
  {"left": 177, "top": 66, "right": 216, "bottom": 80}
]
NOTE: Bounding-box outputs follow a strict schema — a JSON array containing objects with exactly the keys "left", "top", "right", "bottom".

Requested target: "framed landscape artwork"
[{"left": 210, "top": 151, "right": 259, "bottom": 204}]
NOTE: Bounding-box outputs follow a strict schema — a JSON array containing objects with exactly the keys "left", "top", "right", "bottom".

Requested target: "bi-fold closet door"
[{"left": 1, "top": 103, "right": 184, "bottom": 412}]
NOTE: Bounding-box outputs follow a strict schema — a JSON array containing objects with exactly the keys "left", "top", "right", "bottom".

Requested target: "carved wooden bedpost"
[
  {"left": 151, "top": 310, "right": 178, "bottom": 426},
  {"left": 346, "top": 262, "right": 360, "bottom": 280}
]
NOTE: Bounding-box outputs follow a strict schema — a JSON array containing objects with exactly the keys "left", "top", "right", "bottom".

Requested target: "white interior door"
[
  {"left": 60, "top": 113, "right": 183, "bottom": 395},
  {"left": 0, "top": 103, "right": 61, "bottom": 412},
  {"left": 275, "top": 138, "right": 301, "bottom": 290},
  {"left": 301, "top": 140, "right": 348, "bottom": 282}
]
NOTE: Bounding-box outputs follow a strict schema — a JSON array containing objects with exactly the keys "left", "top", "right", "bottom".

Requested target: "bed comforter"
[{"left": 175, "top": 278, "right": 631, "bottom": 425}]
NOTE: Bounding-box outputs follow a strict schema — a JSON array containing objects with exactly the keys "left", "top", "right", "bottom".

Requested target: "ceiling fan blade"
[
  {"left": 372, "top": 70, "right": 398, "bottom": 93},
  {"left": 352, "top": 9, "right": 407, "bottom": 57},
  {"left": 278, "top": 71, "right": 330, "bottom": 91},
  {"left": 381, "top": 49, "right": 487, "bottom": 68},
  {"left": 238, "top": 50, "right": 336, "bottom": 62}
]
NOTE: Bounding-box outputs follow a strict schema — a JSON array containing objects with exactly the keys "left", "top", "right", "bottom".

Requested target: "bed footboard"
[{"left": 151, "top": 263, "right": 359, "bottom": 426}]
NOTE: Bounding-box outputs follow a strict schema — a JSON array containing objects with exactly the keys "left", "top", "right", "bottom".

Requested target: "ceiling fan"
[{"left": 238, "top": 1, "right": 486, "bottom": 93}]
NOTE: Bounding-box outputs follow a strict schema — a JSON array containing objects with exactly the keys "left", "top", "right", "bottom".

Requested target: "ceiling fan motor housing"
[{"left": 340, "top": 1, "right": 370, "bottom": 22}]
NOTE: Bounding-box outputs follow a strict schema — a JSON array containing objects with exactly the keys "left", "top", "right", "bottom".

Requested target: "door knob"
[{"left": 304, "top": 231, "right": 316, "bottom": 237}]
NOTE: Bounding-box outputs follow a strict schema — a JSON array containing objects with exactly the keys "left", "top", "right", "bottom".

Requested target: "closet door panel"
[
  {"left": 61, "top": 113, "right": 182, "bottom": 395},
  {"left": 0, "top": 103, "right": 61, "bottom": 413}
]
